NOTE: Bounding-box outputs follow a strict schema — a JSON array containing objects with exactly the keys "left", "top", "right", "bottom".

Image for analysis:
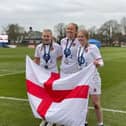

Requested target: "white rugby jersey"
[
  {"left": 60, "top": 37, "right": 80, "bottom": 74},
  {"left": 34, "top": 42, "right": 62, "bottom": 72},
  {"left": 77, "top": 44, "right": 104, "bottom": 70},
  {"left": 77, "top": 44, "right": 104, "bottom": 91}
]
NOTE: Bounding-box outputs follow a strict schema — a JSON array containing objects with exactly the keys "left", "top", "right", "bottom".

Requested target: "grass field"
[{"left": 0, "top": 47, "right": 126, "bottom": 126}]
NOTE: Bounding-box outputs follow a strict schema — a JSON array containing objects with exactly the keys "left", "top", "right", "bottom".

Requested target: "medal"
[
  {"left": 42, "top": 43, "right": 52, "bottom": 68},
  {"left": 78, "top": 55, "right": 85, "bottom": 66},
  {"left": 43, "top": 53, "right": 50, "bottom": 63},
  {"left": 64, "top": 48, "right": 71, "bottom": 58},
  {"left": 64, "top": 39, "right": 75, "bottom": 58}
]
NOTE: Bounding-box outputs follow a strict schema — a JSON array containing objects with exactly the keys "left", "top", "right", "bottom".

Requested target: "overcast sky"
[{"left": 0, "top": 0, "right": 126, "bottom": 33}]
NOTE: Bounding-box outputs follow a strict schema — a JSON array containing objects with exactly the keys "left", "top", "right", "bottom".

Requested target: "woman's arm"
[{"left": 93, "top": 58, "right": 104, "bottom": 68}]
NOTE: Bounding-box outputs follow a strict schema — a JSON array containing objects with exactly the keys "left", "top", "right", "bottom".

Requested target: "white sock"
[
  {"left": 85, "top": 121, "right": 88, "bottom": 124},
  {"left": 98, "top": 122, "right": 103, "bottom": 126}
]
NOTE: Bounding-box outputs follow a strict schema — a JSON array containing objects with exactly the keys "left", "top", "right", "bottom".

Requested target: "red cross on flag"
[{"left": 26, "top": 56, "right": 96, "bottom": 126}]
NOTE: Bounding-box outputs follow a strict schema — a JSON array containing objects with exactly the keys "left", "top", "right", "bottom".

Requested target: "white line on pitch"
[
  {"left": 0, "top": 96, "right": 126, "bottom": 114},
  {"left": 88, "top": 106, "right": 126, "bottom": 114},
  {"left": 0, "top": 96, "right": 28, "bottom": 102},
  {"left": 0, "top": 71, "right": 25, "bottom": 77}
]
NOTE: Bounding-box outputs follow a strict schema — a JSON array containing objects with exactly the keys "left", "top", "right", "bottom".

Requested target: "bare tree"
[
  {"left": 120, "top": 17, "right": 126, "bottom": 35},
  {"left": 54, "top": 23, "right": 66, "bottom": 43},
  {"left": 98, "top": 20, "right": 121, "bottom": 46},
  {"left": 3, "top": 24, "right": 25, "bottom": 43}
]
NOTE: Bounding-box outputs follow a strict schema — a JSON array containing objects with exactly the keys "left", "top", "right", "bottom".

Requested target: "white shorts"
[{"left": 89, "top": 73, "right": 101, "bottom": 95}]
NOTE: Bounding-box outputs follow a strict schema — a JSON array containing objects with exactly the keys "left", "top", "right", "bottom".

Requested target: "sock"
[
  {"left": 98, "top": 122, "right": 104, "bottom": 126},
  {"left": 85, "top": 121, "right": 88, "bottom": 124}
]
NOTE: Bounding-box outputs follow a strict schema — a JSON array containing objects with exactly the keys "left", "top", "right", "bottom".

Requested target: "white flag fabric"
[{"left": 26, "top": 56, "right": 96, "bottom": 126}]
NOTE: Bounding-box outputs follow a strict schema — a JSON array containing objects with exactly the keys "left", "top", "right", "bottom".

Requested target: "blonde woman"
[
  {"left": 60, "top": 23, "right": 80, "bottom": 77},
  {"left": 34, "top": 29, "right": 62, "bottom": 126},
  {"left": 77, "top": 30, "right": 104, "bottom": 126},
  {"left": 34, "top": 29, "right": 62, "bottom": 73}
]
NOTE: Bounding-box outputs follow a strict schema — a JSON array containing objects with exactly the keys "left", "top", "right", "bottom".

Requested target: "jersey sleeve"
[
  {"left": 56, "top": 44, "right": 62, "bottom": 57},
  {"left": 34, "top": 45, "right": 41, "bottom": 58},
  {"left": 93, "top": 46, "right": 102, "bottom": 59},
  {"left": 92, "top": 45, "right": 104, "bottom": 66}
]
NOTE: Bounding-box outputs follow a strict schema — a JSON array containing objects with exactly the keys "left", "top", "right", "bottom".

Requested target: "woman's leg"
[{"left": 91, "top": 94, "right": 104, "bottom": 126}]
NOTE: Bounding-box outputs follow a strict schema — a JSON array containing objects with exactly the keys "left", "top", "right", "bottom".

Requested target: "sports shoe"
[
  {"left": 40, "top": 120, "right": 47, "bottom": 126},
  {"left": 46, "top": 123, "right": 53, "bottom": 126},
  {"left": 55, "top": 124, "right": 63, "bottom": 126}
]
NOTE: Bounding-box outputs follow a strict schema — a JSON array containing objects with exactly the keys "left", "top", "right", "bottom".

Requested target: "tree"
[
  {"left": 120, "top": 17, "right": 126, "bottom": 35},
  {"left": 88, "top": 26, "right": 97, "bottom": 38},
  {"left": 54, "top": 23, "right": 66, "bottom": 43},
  {"left": 99, "top": 20, "right": 120, "bottom": 35},
  {"left": 3, "top": 24, "right": 25, "bottom": 43},
  {"left": 98, "top": 20, "right": 121, "bottom": 46},
  {"left": 78, "top": 24, "right": 85, "bottom": 30}
]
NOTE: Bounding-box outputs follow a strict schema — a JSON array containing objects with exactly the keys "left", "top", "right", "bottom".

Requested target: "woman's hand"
[{"left": 93, "top": 60, "right": 100, "bottom": 67}]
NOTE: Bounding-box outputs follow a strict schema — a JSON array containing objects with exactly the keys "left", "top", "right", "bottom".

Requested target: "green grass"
[
  {"left": 0, "top": 47, "right": 126, "bottom": 126},
  {"left": 0, "top": 47, "right": 42, "bottom": 126},
  {"left": 0, "top": 48, "right": 33, "bottom": 75},
  {"left": 100, "top": 48, "right": 126, "bottom": 110},
  {"left": 0, "top": 99, "right": 40, "bottom": 126}
]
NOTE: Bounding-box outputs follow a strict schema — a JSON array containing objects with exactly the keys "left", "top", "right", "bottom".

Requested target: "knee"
[{"left": 93, "top": 102, "right": 101, "bottom": 110}]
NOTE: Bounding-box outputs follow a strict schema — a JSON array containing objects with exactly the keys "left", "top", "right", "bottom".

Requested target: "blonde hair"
[
  {"left": 78, "top": 29, "right": 89, "bottom": 40},
  {"left": 68, "top": 23, "right": 78, "bottom": 32},
  {"left": 43, "top": 29, "right": 52, "bottom": 35},
  {"left": 66, "top": 23, "right": 78, "bottom": 37},
  {"left": 78, "top": 29, "right": 89, "bottom": 48}
]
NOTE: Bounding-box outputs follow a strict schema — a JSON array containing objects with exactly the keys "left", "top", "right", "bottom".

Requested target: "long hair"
[
  {"left": 67, "top": 23, "right": 78, "bottom": 37},
  {"left": 78, "top": 29, "right": 90, "bottom": 48}
]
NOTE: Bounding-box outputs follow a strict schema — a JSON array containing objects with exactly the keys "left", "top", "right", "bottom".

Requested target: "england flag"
[{"left": 26, "top": 56, "right": 96, "bottom": 126}]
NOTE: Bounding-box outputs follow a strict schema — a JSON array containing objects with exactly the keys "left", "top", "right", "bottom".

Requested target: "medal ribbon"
[
  {"left": 78, "top": 47, "right": 85, "bottom": 66},
  {"left": 43, "top": 43, "right": 52, "bottom": 64}
]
